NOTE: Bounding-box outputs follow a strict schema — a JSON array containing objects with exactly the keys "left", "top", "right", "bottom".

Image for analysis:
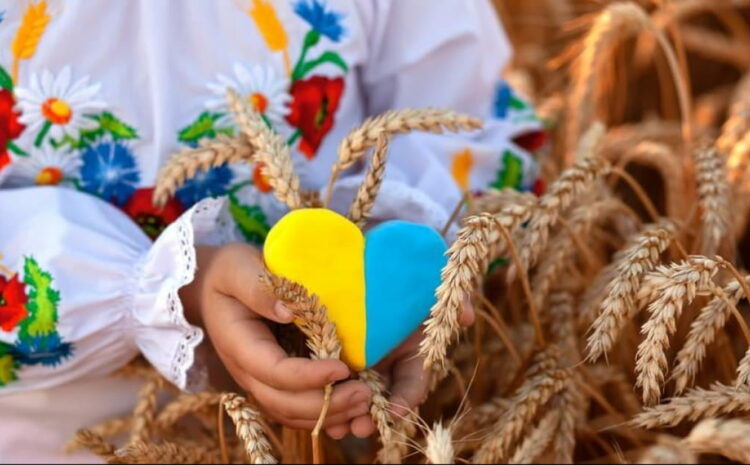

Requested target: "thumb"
[{"left": 215, "top": 243, "right": 295, "bottom": 324}]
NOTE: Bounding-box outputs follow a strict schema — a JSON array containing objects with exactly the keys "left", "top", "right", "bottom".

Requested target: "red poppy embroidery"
[
  {"left": 0, "top": 275, "right": 28, "bottom": 332},
  {"left": 513, "top": 130, "right": 547, "bottom": 154},
  {"left": 286, "top": 76, "right": 344, "bottom": 159},
  {"left": 0, "top": 89, "right": 25, "bottom": 170},
  {"left": 123, "top": 188, "right": 186, "bottom": 240}
]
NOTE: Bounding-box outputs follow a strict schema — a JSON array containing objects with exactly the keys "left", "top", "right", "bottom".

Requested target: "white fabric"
[{"left": 0, "top": 0, "right": 540, "bottom": 462}]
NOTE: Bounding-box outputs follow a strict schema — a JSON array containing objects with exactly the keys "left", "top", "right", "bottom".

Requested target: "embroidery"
[
  {"left": 15, "top": 68, "right": 107, "bottom": 148},
  {"left": 11, "top": 1, "right": 51, "bottom": 84},
  {"left": 451, "top": 148, "right": 474, "bottom": 191},
  {"left": 123, "top": 188, "right": 186, "bottom": 240},
  {"left": 79, "top": 139, "right": 141, "bottom": 205},
  {"left": 248, "top": 0, "right": 293, "bottom": 76},
  {"left": 173, "top": 0, "right": 348, "bottom": 244},
  {"left": 0, "top": 257, "right": 73, "bottom": 387}
]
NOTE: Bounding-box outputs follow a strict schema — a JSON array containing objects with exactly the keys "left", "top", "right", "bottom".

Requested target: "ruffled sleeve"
[
  {"left": 329, "top": 0, "right": 544, "bottom": 237},
  {"left": 0, "top": 187, "right": 230, "bottom": 395}
]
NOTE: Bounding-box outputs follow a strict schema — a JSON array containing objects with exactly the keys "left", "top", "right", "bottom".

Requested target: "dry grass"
[{"left": 77, "top": 1, "right": 750, "bottom": 463}]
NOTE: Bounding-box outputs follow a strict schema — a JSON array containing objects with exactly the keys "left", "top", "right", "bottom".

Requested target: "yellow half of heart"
[{"left": 264, "top": 209, "right": 367, "bottom": 369}]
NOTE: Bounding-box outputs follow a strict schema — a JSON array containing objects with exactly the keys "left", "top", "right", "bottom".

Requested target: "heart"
[{"left": 264, "top": 209, "right": 447, "bottom": 370}]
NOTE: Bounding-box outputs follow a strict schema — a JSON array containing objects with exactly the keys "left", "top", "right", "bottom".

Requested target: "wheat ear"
[
  {"left": 635, "top": 257, "right": 720, "bottom": 406},
  {"left": 718, "top": 71, "right": 750, "bottom": 155},
  {"left": 325, "top": 108, "right": 482, "bottom": 206},
  {"left": 586, "top": 220, "right": 676, "bottom": 362},
  {"left": 155, "top": 392, "right": 223, "bottom": 431},
  {"left": 153, "top": 135, "right": 253, "bottom": 207},
  {"left": 637, "top": 436, "right": 698, "bottom": 464},
  {"left": 473, "top": 347, "right": 570, "bottom": 464},
  {"left": 68, "top": 430, "right": 116, "bottom": 460},
  {"left": 425, "top": 422, "right": 456, "bottom": 465},
  {"left": 511, "top": 155, "right": 611, "bottom": 280},
  {"left": 694, "top": 146, "right": 731, "bottom": 256},
  {"left": 419, "top": 203, "right": 533, "bottom": 374},
  {"left": 685, "top": 418, "right": 750, "bottom": 463},
  {"left": 509, "top": 409, "right": 561, "bottom": 464},
  {"left": 359, "top": 369, "right": 408, "bottom": 464},
  {"left": 633, "top": 383, "right": 750, "bottom": 429},
  {"left": 672, "top": 276, "right": 750, "bottom": 394},
  {"left": 112, "top": 440, "right": 222, "bottom": 464},
  {"left": 221, "top": 393, "right": 277, "bottom": 464},
  {"left": 226, "top": 88, "right": 301, "bottom": 209},
  {"left": 128, "top": 373, "right": 165, "bottom": 445}
]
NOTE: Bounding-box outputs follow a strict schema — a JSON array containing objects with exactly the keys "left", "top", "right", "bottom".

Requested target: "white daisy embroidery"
[
  {"left": 14, "top": 67, "right": 107, "bottom": 144},
  {"left": 207, "top": 63, "right": 291, "bottom": 128},
  {"left": 10, "top": 145, "right": 82, "bottom": 186}
]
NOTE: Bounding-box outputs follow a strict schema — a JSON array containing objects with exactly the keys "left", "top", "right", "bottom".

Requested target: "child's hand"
[{"left": 181, "top": 244, "right": 373, "bottom": 435}]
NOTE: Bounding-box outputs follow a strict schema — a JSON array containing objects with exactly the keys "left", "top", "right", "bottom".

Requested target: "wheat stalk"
[
  {"left": 633, "top": 383, "right": 750, "bottom": 429},
  {"left": 694, "top": 146, "right": 731, "bottom": 256},
  {"left": 568, "top": 2, "right": 691, "bottom": 154},
  {"left": 348, "top": 135, "right": 390, "bottom": 227},
  {"left": 221, "top": 393, "right": 277, "bottom": 464},
  {"left": 635, "top": 257, "right": 720, "bottom": 406},
  {"left": 325, "top": 108, "right": 482, "bottom": 206},
  {"left": 153, "top": 135, "right": 253, "bottom": 207},
  {"left": 718, "top": 71, "right": 750, "bottom": 155},
  {"left": 586, "top": 220, "right": 677, "bottom": 362},
  {"left": 226, "top": 88, "right": 301, "bottom": 209},
  {"left": 685, "top": 418, "right": 750, "bottom": 463}
]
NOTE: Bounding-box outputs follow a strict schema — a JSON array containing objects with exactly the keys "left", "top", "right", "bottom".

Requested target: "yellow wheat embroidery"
[
  {"left": 451, "top": 148, "right": 475, "bottom": 191},
  {"left": 11, "top": 0, "right": 51, "bottom": 84},
  {"left": 249, "top": 0, "right": 292, "bottom": 76}
]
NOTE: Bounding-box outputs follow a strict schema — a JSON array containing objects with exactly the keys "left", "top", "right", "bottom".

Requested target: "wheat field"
[{"left": 67, "top": 1, "right": 750, "bottom": 463}]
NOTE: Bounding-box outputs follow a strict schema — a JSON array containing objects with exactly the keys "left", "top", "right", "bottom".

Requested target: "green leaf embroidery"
[
  {"left": 509, "top": 95, "right": 528, "bottom": 111},
  {"left": 178, "top": 112, "right": 226, "bottom": 144},
  {"left": 293, "top": 51, "right": 348, "bottom": 81},
  {"left": 0, "top": 66, "right": 13, "bottom": 91},
  {"left": 96, "top": 112, "right": 139, "bottom": 140},
  {"left": 0, "top": 353, "right": 18, "bottom": 387},
  {"left": 19, "top": 257, "right": 60, "bottom": 342},
  {"left": 7, "top": 141, "right": 29, "bottom": 157},
  {"left": 491, "top": 150, "right": 523, "bottom": 190},
  {"left": 229, "top": 193, "right": 270, "bottom": 246}
]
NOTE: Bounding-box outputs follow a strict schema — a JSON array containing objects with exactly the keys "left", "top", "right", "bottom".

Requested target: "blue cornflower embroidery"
[
  {"left": 176, "top": 164, "right": 232, "bottom": 208},
  {"left": 493, "top": 81, "right": 513, "bottom": 119},
  {"left": 80, "top": 140, "right": 140, "bottom": 205},
  {"left": 294, "top": 0, "right": 345, "bottom": 42},
  {"left": 0, "top": 11, "right": 5, "bottom": 24}
]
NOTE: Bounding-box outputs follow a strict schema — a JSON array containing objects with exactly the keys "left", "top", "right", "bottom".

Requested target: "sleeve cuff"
[{"left": 131, "top": 197, "right": 231, "bottom": 391}]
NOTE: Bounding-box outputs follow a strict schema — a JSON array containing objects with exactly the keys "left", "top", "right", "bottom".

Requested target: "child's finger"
[
  {"left": 211, "top": 296, "right": 350, "bottom": 390},
  {"left": 350, "top": 415, "right": 376, "bottom": 438},
  {"left": 248, "top": 378, "right": 372, "bottom": 422},
  {"left": 326, "top": 424, "right": 350, "bottom": 440}
]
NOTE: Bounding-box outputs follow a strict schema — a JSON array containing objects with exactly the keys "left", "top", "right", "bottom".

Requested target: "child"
[{"left": 0, "top": 0, "right": 543, "bottom": 462}]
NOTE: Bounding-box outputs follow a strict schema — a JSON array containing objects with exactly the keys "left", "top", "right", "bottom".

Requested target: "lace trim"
[{"left": 162, "top": 198, "right": 227, "bottom": 390}]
